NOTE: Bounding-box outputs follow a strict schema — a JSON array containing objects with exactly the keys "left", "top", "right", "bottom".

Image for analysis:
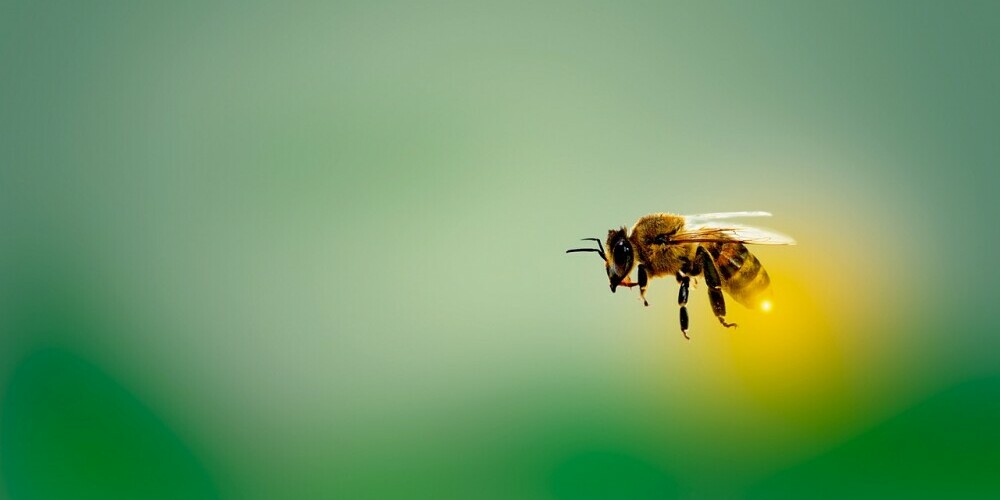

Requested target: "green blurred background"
[{"left": 2, "top": 1, "right": 998, "bottom": 498}]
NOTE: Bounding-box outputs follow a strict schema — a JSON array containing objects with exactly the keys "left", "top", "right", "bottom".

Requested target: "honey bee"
[{"left": 567, "top": 212, "right": 794, "bottom": 339}]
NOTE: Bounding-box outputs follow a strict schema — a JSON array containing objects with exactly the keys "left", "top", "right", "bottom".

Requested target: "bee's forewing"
[
  {"left": 672, "top": 223, "right": 796, "bottom": 245},
  {"left": 683, "top": 211, "right": 772, "bottom": 223}
]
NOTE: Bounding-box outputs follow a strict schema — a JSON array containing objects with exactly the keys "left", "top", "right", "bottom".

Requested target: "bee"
[{"left": 567, "top": 212, "right": 795, "bottom": 339}]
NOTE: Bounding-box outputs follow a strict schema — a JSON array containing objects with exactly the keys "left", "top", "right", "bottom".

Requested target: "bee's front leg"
[{"left": 638, "top": 265, "right": 649, "bottom": 306}]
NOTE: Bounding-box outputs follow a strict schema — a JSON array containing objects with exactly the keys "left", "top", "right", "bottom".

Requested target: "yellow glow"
[{"left": 718, "top": 254, "right": 852, "bottom": 427}]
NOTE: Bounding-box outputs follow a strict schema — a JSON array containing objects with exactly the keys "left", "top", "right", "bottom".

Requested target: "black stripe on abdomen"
[
  {"left": 717, "top": 243, "right": 771, "bottom": 307},
  {"left": 716, "top": 243, "right": 749, "bottom": 281}
]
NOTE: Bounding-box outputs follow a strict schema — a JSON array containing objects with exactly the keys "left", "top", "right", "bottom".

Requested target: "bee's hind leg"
[
  {"left": 697, "top": 247, "right": 738, "bottom": 330},
  {"left": 676, "top": 272, "right": 690, "bottom": 339}
]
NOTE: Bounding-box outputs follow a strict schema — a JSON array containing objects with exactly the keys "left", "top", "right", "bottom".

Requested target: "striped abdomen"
[{"left": 704, "top": 242, "right": 771, "bottom": 308}]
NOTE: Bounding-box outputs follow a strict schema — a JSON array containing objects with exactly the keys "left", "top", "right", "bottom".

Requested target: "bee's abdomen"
[{"left": 708, "top": 243, "right": 771, "bottom": 308}]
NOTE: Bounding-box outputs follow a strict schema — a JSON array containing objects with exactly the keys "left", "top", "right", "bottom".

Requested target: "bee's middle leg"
[{"left": 676, "top": 272, "right": 690, "bottom": 340}]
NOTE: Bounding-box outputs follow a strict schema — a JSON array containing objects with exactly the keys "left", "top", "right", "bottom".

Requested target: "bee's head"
[
  {"left": 566, "top": 228, "right": 634, "bottom": 293},
  {"left": 605, "top": 228, "right": 634, "bottom": 292}
]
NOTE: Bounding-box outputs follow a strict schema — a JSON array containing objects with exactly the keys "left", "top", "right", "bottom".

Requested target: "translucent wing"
[
  {"left": 683, "top": 211, "right": 772, "bottom": 223},
  {"left": 670, "top": 222, "right": 796, "bottom": 245}
]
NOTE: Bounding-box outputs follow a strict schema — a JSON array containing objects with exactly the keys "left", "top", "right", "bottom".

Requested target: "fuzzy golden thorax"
[{"left": 628, "top": 213, "right": 691, "bottom": 278}]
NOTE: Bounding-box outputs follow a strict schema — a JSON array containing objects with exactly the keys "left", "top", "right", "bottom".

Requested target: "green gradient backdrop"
[{"left": 2, "top": 1, "right": 998, "bottom": 498}]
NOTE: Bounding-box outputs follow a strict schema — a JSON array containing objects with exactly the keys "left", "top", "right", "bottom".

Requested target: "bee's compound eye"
[{"left": 612, "top": 239, "right": 630, "bottom": 264}]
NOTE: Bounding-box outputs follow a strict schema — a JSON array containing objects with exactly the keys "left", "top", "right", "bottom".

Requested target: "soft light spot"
[{"left": 761, "top": 300, "right": 773, "bottom": 312}]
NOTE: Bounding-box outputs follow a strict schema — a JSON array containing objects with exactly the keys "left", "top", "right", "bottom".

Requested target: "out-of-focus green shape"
[
  {"left": 1, "top": 349, "right": 217, "bottom": 500},
  {"left": 749, "top": 375, "right": 1000, "bottom": 498},
  {"left": 549, "top": 448, "right": 679, "bottom": 499}
]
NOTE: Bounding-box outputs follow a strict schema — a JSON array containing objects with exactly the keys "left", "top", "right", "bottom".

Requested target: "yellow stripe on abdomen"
[{"left": 717, "top": 245, "right": 771, "bottom": 308}]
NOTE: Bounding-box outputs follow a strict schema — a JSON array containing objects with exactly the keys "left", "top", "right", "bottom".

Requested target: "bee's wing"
[
  {"left": 669, "top": 223, "right": 796, "bottom": 245},
  {"left": 683, "top": 211, "right": 772, "bottom": 223}
]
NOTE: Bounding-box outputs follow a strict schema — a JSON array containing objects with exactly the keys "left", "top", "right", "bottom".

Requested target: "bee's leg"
[
  {"left": 683, "top": 255, "right": 702, "bottom": 276},
  {"left": 697, "top": 246, "right": 738, "bottom": 329},
  {"left": 638, "top": 264, "right": 649, "bottom": 306},
  {"left": 676, "top": 272, "right": 690, "bottom": 339}
]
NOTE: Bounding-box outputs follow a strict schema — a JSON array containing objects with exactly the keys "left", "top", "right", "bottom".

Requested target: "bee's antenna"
[
  {"left": 581, "top": 238, "right": 607, "bottom": 260},
  {"left": 566, "top": 237, "right": 606, "bottom": 261}
]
